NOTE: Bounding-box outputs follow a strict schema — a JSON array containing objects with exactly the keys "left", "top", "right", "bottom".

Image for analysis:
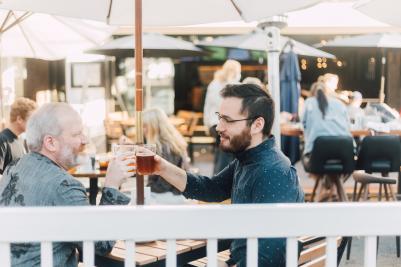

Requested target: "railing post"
[
  {"left": 0, "top": 242, "right": 10, "bottom": 267},
  {"left": 326, "top": 237, "right": 337, "bottom": 267},
  {"left": 247, "top": 238, "right": 258, "bottom": 266},
  {"left": 166, "top": 239, "right": 176, "bottom": 267},
  {"left": 286, "top": 237, "right": 298, "bottom": 267},
  {"left": 207, "top": 239, "right": 218, "bottom": 267},
  {"left": 83, "top": 241, "right": 94, "bottom": 267},
  {"left": 364, "top": 236, "right": 377, "bottom": 267},
  {"left": 41, "top": 242, "right": 53, "bottom": 267},
  {"left": 125, "top": 240, "right": 136, "bottom": 267}
]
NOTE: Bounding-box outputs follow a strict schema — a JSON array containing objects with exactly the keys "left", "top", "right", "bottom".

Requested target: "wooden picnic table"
[
  {"left": 72, "top": 170, "right": 106, "bottom": 205},
  {"left": 96, "top": 239, "right": 231, "bottom": 267}
]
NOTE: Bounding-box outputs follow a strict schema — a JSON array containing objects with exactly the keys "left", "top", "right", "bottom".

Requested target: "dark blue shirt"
[{"left": 183, "top": 136, "right": 304, "bottom": 267}]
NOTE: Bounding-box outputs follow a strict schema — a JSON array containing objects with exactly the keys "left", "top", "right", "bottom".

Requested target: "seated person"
[
  {"left": 347, "top": 91, "right": 365, "bottom": 124},
  {"left": 142, "top": 84, "right": 304, "bottom": 267},
  {"left": 0, "top": 103, "right": 134, "bottom": 267},
  {"left": 0, "top": 97, "right": 37, "bottom": 174},
  {"left": 302, "top": 82, "right": 351, "bottom": 166},
  {"left": 142, "top": 108, "right": 190, "bottom": 204}
]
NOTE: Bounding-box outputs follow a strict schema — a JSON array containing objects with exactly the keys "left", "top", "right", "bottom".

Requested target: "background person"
[
  {"left": 0, "top": 103, "right": 133, "bottom": 266},
  {"left": 0, "top": 97, "right": 37, "bottom": 174},
  {"left": 203, "top": 59, "right": 241, "bottom": 174},
  {"left": 142, "top": 107, "right": 191, "bottom": 204}
]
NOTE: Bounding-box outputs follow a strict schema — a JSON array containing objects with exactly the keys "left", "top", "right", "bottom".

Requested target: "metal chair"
[{"left": 303, "top": 136, "right": 355, "bottom": 202}]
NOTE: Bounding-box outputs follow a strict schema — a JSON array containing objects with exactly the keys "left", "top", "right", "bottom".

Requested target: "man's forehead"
[
  {"left": 220, "top": 97, "right": 245, "bottom": 117},
  {"left": 59, "top": 112, "right": 82, "bottom": 132}
]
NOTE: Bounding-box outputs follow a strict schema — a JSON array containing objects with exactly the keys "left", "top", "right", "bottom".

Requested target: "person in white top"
[{"left": 203, "top": 59, "right": 241, "bottom": 174}]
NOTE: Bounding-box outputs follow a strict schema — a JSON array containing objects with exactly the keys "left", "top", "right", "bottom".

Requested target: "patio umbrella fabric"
[
  {"left": 0, "top": 0, "right": 324, "bottom": 26},
  {"left": 356, "top": 0, "right": 401, "bottom": 27},
  {"left": 198, "top": 31, "right": 335, "bottom": 58},
  {"left": 0, "top": 11, "right": 114, "bottom": 60},
  {"left": 86, "top": 33, "right": 204, "bottom": 58},
  {"left": 280, "top": 50, "right": 301, "bottom": 164}
]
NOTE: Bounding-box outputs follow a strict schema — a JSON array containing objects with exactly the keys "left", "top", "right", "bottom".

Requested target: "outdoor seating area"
[{"left": 2, "top": 1, "right": 401, "bottom": 267}]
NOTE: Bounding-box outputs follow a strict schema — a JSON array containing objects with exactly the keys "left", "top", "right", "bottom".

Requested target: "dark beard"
[{"left": 219, "top": 127, "right": 251, "bottom": 153}]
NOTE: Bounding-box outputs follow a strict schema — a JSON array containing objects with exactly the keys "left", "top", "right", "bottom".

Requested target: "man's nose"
[{"left": 215, "top": 121, "right": 223, "bottom": 132}]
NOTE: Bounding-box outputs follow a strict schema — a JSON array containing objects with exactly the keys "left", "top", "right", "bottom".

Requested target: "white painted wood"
[
  {"left": 83, "top": 241, "right": 94, "bottom": 267},
  {"left": 0, "top": 203, "right": 401, "bottom": 242},
  {"left": 41, "top": 242, "right": 52, "bottom": 267},
  {"left": 247, "top": 238, "right": 258, "bottom": 267},
  {"left": 364, "top": 236, "right": 377, "bottom": 267},
  {"left": 207, "top": 239, "right": 218, "bottom": 267},
  {"left": 326, "top": 237, "right": 337, "bottom": 267},
  {"left": 166, "top": 239, "right": 176, "bottom": 267},
  {"left": 0, "top": 203, "right": 399, "bottom": 266},
  {"left": 286, "top": 237, "right": 298, "bottom": 267},
  {"left": 0, "top": 242, "right": 11, "bottom": 267},
  {"left": 125, "top": 240, "right": 136, "bottom": 267}
]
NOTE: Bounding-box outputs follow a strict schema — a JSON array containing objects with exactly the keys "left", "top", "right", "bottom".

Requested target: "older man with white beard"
[{"left": 0, "top": 103, "right": 134, "bottom": 267}]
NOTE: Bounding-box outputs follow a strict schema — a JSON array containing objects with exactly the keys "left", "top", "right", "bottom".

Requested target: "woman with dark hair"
[{"left": 302, "top": 81, "right": 351, "bottom": 156}]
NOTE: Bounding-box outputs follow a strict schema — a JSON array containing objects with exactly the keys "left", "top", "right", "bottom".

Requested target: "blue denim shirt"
[
  {"left": 0, "top": 152, "right": 130, "bottom": 267},
  {"left": 183, "top": 136, "right": 304, "bottom": 267}
]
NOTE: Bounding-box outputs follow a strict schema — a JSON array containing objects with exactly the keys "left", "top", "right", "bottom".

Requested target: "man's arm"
[{"left": 154, "top": 155, "right": 235, "bottom": 202}]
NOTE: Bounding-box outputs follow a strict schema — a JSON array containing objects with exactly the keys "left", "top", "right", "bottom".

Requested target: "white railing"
[{"left": 1, "top": 202, "right": 401, "bottom": 267}]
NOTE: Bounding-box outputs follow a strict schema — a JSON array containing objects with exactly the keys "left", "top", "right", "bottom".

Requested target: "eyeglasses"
[{"left": 215, "top": 112, "right": 257, "bottom": 126}]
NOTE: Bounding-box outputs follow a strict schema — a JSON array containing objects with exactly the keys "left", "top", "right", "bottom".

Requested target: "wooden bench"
[{"left": 186, "top": 237, "right": 347, "bottom": 267}]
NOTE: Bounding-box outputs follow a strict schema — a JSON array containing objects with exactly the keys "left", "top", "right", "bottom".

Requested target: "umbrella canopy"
[
  {"left": 280, "top": 50, "right": 301, "bottom": 164},
  {"left": 198, "top": 31, "right": 335, "bottom": 58},
  {"left": 356, "top": 0, "right": 401, "bottom": 27},
  {"left": 0, "top": 0, "right": 325, "bottom": 26},
  {"left": 0, "top": 11, "right": 114, "bottom": 60},
  {"left": 320, "top": 33, "right": 401, "bottom": 49},
  {"left": 86, "top": 33, "right": 204, "bottom": 58}
]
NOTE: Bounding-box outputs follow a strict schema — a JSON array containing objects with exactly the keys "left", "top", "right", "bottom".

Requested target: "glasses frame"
[{"left": 215, "top": 112, "right": 258, "bottom": 125}]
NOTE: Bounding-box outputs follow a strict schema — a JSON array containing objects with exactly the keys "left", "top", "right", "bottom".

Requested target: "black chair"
[
  {"left": 303, "top": 136, "right": 355, "bottom": 202},
  {"left": 347, "top": 135, "right": 401, "bottom": 260}
]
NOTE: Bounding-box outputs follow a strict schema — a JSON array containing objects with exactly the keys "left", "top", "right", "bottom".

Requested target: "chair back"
[
  {"left": 356, "top": 135, "right": 400, "bottom": 173},
  {"left": 309, "top": 136, "right": 355, "bottom": 174}
]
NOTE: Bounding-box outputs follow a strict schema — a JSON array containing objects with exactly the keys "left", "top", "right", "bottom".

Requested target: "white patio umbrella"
[
  {"left": 0, "top": 10, "right": 114, "bottom": 129},
  {"left": 86, "top": 33, "right": 204, "bottom": 58},
  {"left": 0, "top": 0, "right": 325, "bottom": 26},
  {"left": 198, "top": 31, "right": 335, "bottom": 58},
  {"left": 356, "top": 0, "right": 401, "bottom": 27},
  {"left": 319, "top": 33, "right": 401, "bottom": 103}
]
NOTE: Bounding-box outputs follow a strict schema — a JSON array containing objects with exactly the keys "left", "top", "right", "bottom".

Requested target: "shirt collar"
[{"left": 234, "top": 135, "right": 276, "bottom": 163}]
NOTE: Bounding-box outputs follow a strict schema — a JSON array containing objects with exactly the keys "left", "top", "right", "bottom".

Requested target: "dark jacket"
[{"left": 183, "top": 136, "right": 304, "bottom": 267}]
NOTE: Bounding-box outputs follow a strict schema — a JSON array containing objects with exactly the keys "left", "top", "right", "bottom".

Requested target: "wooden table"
[
  {"left": 96, "top": 239, "right": 231, "bottom": 267},
  {"left": 72, "top": 170, "right": 106, "bottom": 205}
]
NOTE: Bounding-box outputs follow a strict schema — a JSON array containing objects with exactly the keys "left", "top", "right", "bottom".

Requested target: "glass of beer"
[
  {"left": 136, "top": 144, "right": 156, "bottom": 175},
  {"left": 113, "top": 144, "right": 136, "bottom": 173}
]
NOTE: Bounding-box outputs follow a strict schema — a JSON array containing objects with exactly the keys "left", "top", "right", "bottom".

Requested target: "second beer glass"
[{"left": 136, "top": 144, "right": 156, "bottom": 175}]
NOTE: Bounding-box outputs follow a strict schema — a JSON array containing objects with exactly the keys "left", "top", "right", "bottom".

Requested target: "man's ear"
[
  {"left": 251, "top": 117, "right": 265, "bottom": 135},
  {"left": 42, "top": 135, "right": 58, "bottom": 153},
  {"left": 16, "top": 115, "right": 24, "bottom": 124}
]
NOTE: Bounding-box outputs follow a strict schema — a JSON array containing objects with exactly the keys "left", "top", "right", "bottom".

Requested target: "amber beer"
[{"left": 136, "top": 144, "right": 156, "bottom": 175}]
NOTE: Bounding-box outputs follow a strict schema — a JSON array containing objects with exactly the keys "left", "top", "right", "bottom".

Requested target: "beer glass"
[
  {"left": 113, "top": 144, "right": 136, "bottom": 173},
  {"left": 136, "top": 144, "right": 156, "bottom": 175}
]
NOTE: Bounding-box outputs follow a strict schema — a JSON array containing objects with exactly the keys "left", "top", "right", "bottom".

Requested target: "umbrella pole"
[
  {"left": 379, "top": 48, "right": 386, "bottom": 103},
  {"left": 265, "top": 26, "right": 281, "bottom": 148},
  {"left": 135, "top": 0, "right": 145, "bottom": 205}
]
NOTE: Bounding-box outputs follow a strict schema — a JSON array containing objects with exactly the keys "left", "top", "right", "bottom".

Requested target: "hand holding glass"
[
  {"left": 113, "top": 144, "right": 136, "bottom": 173},
  {"left": 136, "top": 144, "right": 156, "bottom": 175}
]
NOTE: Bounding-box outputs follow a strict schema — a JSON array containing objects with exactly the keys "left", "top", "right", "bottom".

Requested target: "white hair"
[{"left": 26, "top": 103, "right": 78, "bottom": 152}]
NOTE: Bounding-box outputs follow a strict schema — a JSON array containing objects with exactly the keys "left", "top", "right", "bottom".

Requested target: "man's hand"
[{"left": 104, "top": 152, "right": 135, "bottom": 189}]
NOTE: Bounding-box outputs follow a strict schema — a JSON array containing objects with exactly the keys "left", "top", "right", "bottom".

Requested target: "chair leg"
[
  {"left": 357, "top": 183, "right": 365, "bottom": 201},
  {"left": 352, "top": 181, "right": 358, "bottom": 202},
  {"left": 363, "top": 184, "right": 369, "bottom": 201},
  {"left": 310, "top": 176, "right": 321, "bottom": 202},
  {"left": 383, "top": 184, "right": 390, "bottom": 201},
  {"left": 397, "top": 236, "right": 400, "bottom": 258},
  {"left": 378, "top": 183, "right": 383, "bottom": 201},
  {"left": 346, "top": 237, "right": 353, "bottom": 260},
  {"left": 388, "top": 184, "right": 397, "bottom": 201},
  {"left": 333, "top": 176, "right": 348, "bottom": 202}
]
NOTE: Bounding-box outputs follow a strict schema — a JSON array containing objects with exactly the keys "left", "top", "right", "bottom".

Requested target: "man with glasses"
[{"left": 151, "top": 83, "right": 304, "bottom": 267}]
